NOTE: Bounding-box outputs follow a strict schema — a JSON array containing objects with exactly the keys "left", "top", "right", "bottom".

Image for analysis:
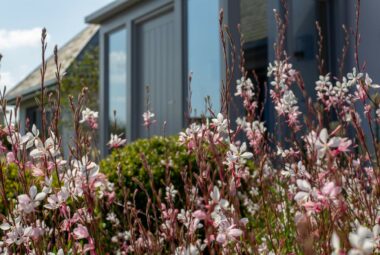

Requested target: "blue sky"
[{"left": 0, "top": 0, "right": 113, "bottom": 91}]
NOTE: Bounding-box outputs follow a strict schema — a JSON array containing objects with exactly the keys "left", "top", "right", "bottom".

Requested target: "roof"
[
  {"left": 85, "top": 0, "right": 144, "bottom": 24},
  {"left": 6, "top": 25, "right": 99, "bottom": 102}
]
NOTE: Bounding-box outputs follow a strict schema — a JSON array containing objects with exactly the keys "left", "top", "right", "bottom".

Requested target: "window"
[
  {"left": 187, "top": 0, "right": 221, "bottom": 117},
  {"left": 26, "top": 106, "right": 51, "bottom": 133},
  {"left": 107, "top": 28, "right": 127, "bottom": 136},
  {"left": 318, "top": 0, "right": 333, "bottom": 74},
  {"left": 26, "top": 106, "right": 40, "bottom": 130}
]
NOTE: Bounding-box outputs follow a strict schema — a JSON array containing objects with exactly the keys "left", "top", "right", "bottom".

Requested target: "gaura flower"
[
  {"left": 107, "top": 133, "right": 127, "bottom": 149},
  {"left": 18, "top": 186, "right": 46, "bottom": 214},
  {"left": 73, "top": 224, "right": 89, "bottom": 240}
]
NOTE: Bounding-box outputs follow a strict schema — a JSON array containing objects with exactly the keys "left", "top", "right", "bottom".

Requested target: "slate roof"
[{"left": 6, "top": 25, "right": 99, "bottom": 102}]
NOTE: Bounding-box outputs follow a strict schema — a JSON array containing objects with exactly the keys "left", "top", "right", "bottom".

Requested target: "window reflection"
[
  {"left": 188, "top": 0, "right": 221, "bottom": 117},
  {"left": 108, "top": 28, "right": 127, "bottom": 136}
]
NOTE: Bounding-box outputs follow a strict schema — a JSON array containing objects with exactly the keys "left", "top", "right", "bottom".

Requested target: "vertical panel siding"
[{"left": 136, "top": 11, "right": 179, "bottom": 138}]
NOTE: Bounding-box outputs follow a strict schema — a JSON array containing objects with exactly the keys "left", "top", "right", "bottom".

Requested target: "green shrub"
[
  {"left": 0, "top": 163, "right": 25, "bottom": 214},
  {"left": 100, "top": 136, "right": 196, "bottom": 207}
]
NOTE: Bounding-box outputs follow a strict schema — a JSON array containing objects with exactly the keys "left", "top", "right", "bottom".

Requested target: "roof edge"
[
  {"left": 7, "top": 79, "right": 57, "bottom": 104},
  {"left": 85, "top": 0, "right": 142, "bottom": 24}
]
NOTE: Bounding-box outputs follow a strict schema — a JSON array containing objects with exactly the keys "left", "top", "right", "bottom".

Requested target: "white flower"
[
  {"left": 7, "top": 132, "right": 31, "bottom": 148},
  {"left": 315, "top": 128, "right": 340, "bottom": 158},
  {"left": 30, "top": 132, "right": 60, "bottom": 159},
  {"left": 175, "top": 241, "right": 206, "bottom": 255},
  {"left": 216, "top": 221, "right": 243, "bottom": 245},
  {"left": 165, "top": 184, "right": 178, "bottom": 201},
  {"left": 210, "top": 186, "right": 221, "bottom": 203},
  {"left": 17, "top": 186, "right": 47, "bottom": 213},
  {"left": 364, "top": 73, "right": 380, "bottom": 88},
  {"left": 210, "top": 186, "right": 229, "bottom": 209},
  {"left": 48, "top": 249, "right": 64, "bottom": 255},
  {"left": 2, "top": 218, "right": 32, "bottom": 245},
  {"left": 347, "top": 67, "right": 363, "bottom": 85},
  {"left": 316, "top": 74, "right": 333, "bottom": 91},
  {"left": 212, "top": 113, "right": 228, "bottom": 133},
  {"left": 72, "top": 156, "right": 99, "bottom": 176},
  {"left": 80, "top": 108, "right": 98, "bottom": 123},
  {"left": 44, "top": 188, "right": 69, "bottom": 210},
  {"left": 331, "top": 231, "right": 341, "bottom": 255},
  {"left": 235, "top": 77, "right": 254, "bottom": 99},
  {"left": 107, "top": 133, "right": 127, "bottom": 149},
  {"left": 376, "top": 108, "right": 380, "bottom": 120},
  {"left": 106, "top": 212, "right": 120, "bottom": 226},
  {"left": 294, "top": 179, "right": 312, "bottom": 203},
  {"left": 251, "top": 121, "right": 266, "bottom": 133},
  {"left": 224, "top": 142, "right": 253, "bottom": 169},
  {"left": 348, "top": 225, "right": 375, "bottom": 255},
  {"left": 275, "top": 90, "right": 298, "bottom": 115},
  {"left": 179, "top": 123, "right": 202, "bottom": 145},
  {"left": 142, "top": 110, "right": 156, "bottom": 127},
  {"left": 24, "top": 124, "right": 39, "bottom": 149}
]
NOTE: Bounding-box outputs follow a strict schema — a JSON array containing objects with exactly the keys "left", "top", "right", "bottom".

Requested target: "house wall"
[
  {"left": 344, "top": 0, "right": 380, "bottom": 144},
  {"left": 344, "top": 0, "right": 380, "bottom": 80},
  {"left": 287, "top": 0, "right": 318, "bottom": 99},
  {"left": 89, "top": 0, "right": 241, "bottom": 156},
  {"left": 265, "top": 0, "right": 319, "bottom": 135},
  {"left": 265, "top": 0, "right": 380, "bottom": 145}
]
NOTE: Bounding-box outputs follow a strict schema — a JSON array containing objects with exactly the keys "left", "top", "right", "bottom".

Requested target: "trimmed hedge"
[{"left": 100, "top": 136, "right": 196, "bottom": 207}]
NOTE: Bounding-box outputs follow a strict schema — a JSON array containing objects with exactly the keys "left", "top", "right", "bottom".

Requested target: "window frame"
[
  {"left": 99, "top": 0, "right": 183, "bottom": 157},
  {"left": 105, "top": 26, "right": 128, "bottom": 143}
]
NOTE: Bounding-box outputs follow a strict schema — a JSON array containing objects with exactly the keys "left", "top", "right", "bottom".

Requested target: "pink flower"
[
  {"left": 80, "top": 108, "right": 98, "bottom": 129},
  {"left": 107, "top": 134, "right": 127, "bottom": 149},
  {"left": 73, "top": 224, "right": 89, "bottom": 240},
  {"left": 44, "top": 188, "right": 69, "bottom": 210},
  {"left": 17, "top": 186, "right": 46, "bottom": 214},
  {"left": 321, "top": 182, "right": 341, "bottom": 199},
  {"left": 179, "top": 123, "right": 202, "bottom": 151},
  {"left": 6, "top": 152, "right": 15, "bottom": 163},
  {"left": 84, "top": 238, "right": 96, "bottom": 254},
  {"left": 29, "top": 133, "right": 60, "bottom": 159},
  {"left": 142, "top": 110, "right": 156, "bottom": 127},
  {"left": 315, "top": 129, "right": 351, "bottom": 157},
  {"left": 31, "top": 163, "right": 45, "bottom": 177},
  {"left": 337, "top": 138, "right": 351, "bottom": 153},
  {"left": 216, "top": 224, "right": 243, "bottom": 245},
  {"left": 303, "top": 201, "right": 322, "bottom": 213},
  {"left": 192, "top": 210, "right": 207, "bottom": 220}
]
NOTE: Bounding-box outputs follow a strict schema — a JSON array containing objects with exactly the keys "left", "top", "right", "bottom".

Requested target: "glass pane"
[
  {"left": 108, "top": 28, "right": 127, "bottom": 136},
  {"left": 188, "top": 0, "right": 221, "bottom": 117}
]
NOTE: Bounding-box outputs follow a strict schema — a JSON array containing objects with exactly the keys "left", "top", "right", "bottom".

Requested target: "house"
[
  {"left": 85, "top": 0, "right": 269, "bottom": 156},
  {"left": 87, "top": 0, "right": 380, "bottom": 154},
  {"left": 6, "top": 25, "right": 99, "bottom": 155},
  {"left": 264, "top": 0, "right": 380, "bottom": 140}
]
